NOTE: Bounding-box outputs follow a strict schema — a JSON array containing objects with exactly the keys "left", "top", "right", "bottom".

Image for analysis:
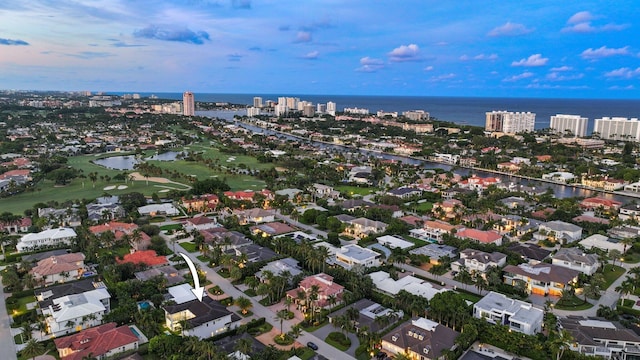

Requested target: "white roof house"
[
  {"left": 542, "top": 171, "right": 575, "bottom": 183},
  {"left": 579, "top": 234, "right": 625, "bottom": 254},
  {"left": 377, "top": 235, "right": 414, "bottom": 250},
  {"left": 138, "top": 203, "right": 179, "bottom": 216},
  {"left": 17, "top": 227, "right": 77, "bottom": 253},
  {"left": 44, "top": 287, "right": 111, "bottom": 337},
  {"left": 335, "top": 244, "right": 381, "bottom": 269},
  {"left": 473, "top": 291, "right": 543, "bottom": 335},
  {"left": 369, "top": 271, "right": 449, "bottom": 301}
]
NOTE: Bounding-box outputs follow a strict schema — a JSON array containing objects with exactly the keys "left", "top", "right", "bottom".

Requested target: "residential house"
[
  {"left": 456, "top": 228, "right": 503, "bottom": 246},
  {"left": 459, "top": 175, "right": 501, "bottom": 191},
  {"left": 376, "top": 235, "right": 414, "bottom": 250},
  {"left": 552, "top": 248, "right": 600, "bottom": 275},
  {"left": 580, "top": 197, "right": 622, "bottom": 211},
  {"left": 381, "top": 317, "right": 459, "bottom": 360},
  {"left": 507, "top": 243, "right": 551, "bottom": 264},
  {"left": 369, "top": 271, "right": 450, "bottom": 301},
  {"left": 560, "top": 317, "right": 640, "bottom": 359},
  {"left": 184, "top": 216, "right": 218, "bottom": 231},
  {"left": 256, "top": 258, "right": 303, "bottom": 282},
  {"left": 311, "top": 183, "right": 340, "bottom": 199},
  {"left": 619, "top": 203, "right": 640, "bottom": 221},
  {"left": 16, "top": 227, "right": 77, "bottom": 253},
  {"left": 286, "top": 273, "right": 345, "bottom": 309},
  {"left": 537, "top": 220, "right": 583, "bottom": 243},
  {"left": 579, "top": 234, "right": 626, "bottom": 254},
  {"left": 432, "top": 199, "right": 465, "bottom": 220},
  {"left": 30, "top": 252, "right": 86, "bottom": 286},
  {"left": 542, "top": 171, "right": 576, "bottom": 183},
  {"left": 409, "top": 244, "right": 458, "bottom": 265},
  {"left": 503, "top": 263, "right": 580, "bottom": 296},
  {"left": 499, "top": 196, "right": 532, "bottom": 211},
  {"left": 386, "top": 187, "right": 422, "bottom": 199},
  {"left": 473, "top": 291, "right": 543, "bottom": 335},
  {"left": 137, "top": 203, "right": 179, "bottom": 216},
  {"left": 163, "top": 284, "right": 241, "bottom": 339},
  {"left": 497, "top": 162, "right": 521, "bottom": 173},
  {"left": 201, "top": 228, "right": 251, "bottom": 250},
  {"left": 452, "top": 249, "right": 507, "bottom": 273},
  {"left": 134, "top": 265, "right": 186, "bottom": 286},
  {"left": 89, "top": 221, "right": 151, "bottom": 251},
  {"left": 250, "top": 221, "right": 296, "bottom": 237},
  {"left": 346, "top": 217, "right": 388, "bottom": 239},
  {"left": 0, "top": 217, "right": 31, "bottom": 234},
  {"left": 335, "top": 244, "right": 381, "bottom": 269},
  {"left": 54, "top": 322, "right": 141, "bottom": 360},
  {"left": 234, "top": 208, "right": 275, "bottom": 225},
  {"left": 410, "top": 220, "right": 459, "bottom": 243},
  {"left": 182, "top": 194, "right": 219, "bottom": 212},
  {"left": 36, "top": 279, "right": 111, "bottom": 337},
  {"left": 328, "top": 299, "right": 403, "bottom": 334}
]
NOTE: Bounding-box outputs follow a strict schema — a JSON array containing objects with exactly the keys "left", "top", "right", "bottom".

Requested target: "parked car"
[{"left": 307, "top": 342, "right": 319, "bottom": 351}]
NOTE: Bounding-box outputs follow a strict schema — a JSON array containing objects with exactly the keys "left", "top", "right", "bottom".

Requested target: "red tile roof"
[
  {"left": 116, "top": 250, "right": 168, "bottom": 267},
  {"left": 54, "top": 322, "right": 138, "bottom": 360},
  {"left": 31, "top": 253, "right": 85, "bottom": 277},
  {"left": 89, "top": 221, "right": 138, "bottom": 235},
  {"left": 456, "top": 228, "right": 502, "bottom": 244}
]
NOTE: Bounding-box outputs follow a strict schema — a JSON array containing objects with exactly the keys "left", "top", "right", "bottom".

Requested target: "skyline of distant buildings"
[
  {"left": 182, "top": 91, "right": 195, "bottom": 116},
  {"left": 550, "top": 114, "right": 589, "bottom": 138},
  {"left": 485, "top": 111, "right": 536, "bottom": 135}
]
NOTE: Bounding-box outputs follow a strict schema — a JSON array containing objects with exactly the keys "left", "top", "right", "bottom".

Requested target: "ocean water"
[{"left": 117, "top": 92, "right": 640, "bottom": 132}]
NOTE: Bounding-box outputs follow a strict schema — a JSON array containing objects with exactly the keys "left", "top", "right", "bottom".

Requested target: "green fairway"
[{"left": 0, "top": 144, "right": 269, "bottom": 214}]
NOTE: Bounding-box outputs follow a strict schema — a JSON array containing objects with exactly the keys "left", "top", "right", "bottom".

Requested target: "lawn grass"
[
  {"left": 325, "top": 332, "right": 351, "bottom": 351},
  {"left": 179, "top": 242, "right": 198, "bottom": 252},
  {"left": 412, "top": 201, "right": 433, "bottom": 212},
  {"left": 601, "top": 264, "right": 625, "bottom": 290},
  {"left": 456, "top": 290, "right": 482, "bottom": 304},
  {"left": 554, "top": 294, "right": 593, "bottom": 311},
  {"left": 623, "top": 253, "right": 640, "bottom": 264},
  {"left": 293, "top": 347, "right": 316, "bottom": 360},
  {"left": 335, "top": 185, "right": 378, "bottom": 197},
  {"left": 302, "top": 320, "right": 328, "bottom": 332},
  {"left": 160, "top": 224, "right": 183, "bottom": 231}
]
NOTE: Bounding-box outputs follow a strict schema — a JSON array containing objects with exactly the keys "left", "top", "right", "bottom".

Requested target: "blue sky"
[{"left": 0, "top": 0, "right": 638, "bottom": 98}]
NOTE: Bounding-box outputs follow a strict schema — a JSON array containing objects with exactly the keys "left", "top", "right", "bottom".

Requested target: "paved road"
[
  {"left": 0, "top": 274, "right": 19, "bottom": 360},
  {"left": 311, "top": 322, "right": 359, "bottom": 358},
  {"left": 396, "top": 263, "right": 489, "bottom": 297},
  {"left": 161, "top": 233, "right": 356, "bottom": 360},
  {"left": 274, "top": 211, "right": 328, "bottom": 239}
]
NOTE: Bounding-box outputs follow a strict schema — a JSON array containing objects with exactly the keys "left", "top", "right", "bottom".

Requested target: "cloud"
[
  {"left": 110, "top": 41, "right": 145, "bottom": 48},
  {"left": 461, "top": 53, "right": 498, "bottom": 61},
  {"left": 133, "top": 25, "right": 210, "bottom": 44},
  {"left": 609, "top": 85, "right": 635, "bottom": 90},
  {"left": 0, "top": 38, "right": 29, "bottom": 46},
  {"left": 562, "top": 11, "right": 629, "bottom": 33},
  {"left": 503, "top": 72, "right": 534, "bottom": 82},
  {"left": 567, "top": 11, "right": 594, "bottom": 24},
  {"left": 424, "top": 66, "right": 434, "bottom": 71},
  {"left": 546, "top": 72, "right": 584, "bottom": 81},
  {"left": 512, "top": 54, "right": 548, "bottom": 67},
  {"left": 488, "top": 22, "right": 534, "bottom": 37},
  {"left": 604, "top": 67, "right": 640, "bottom": 79},
  {"left": 356, "top": 57, "right": 384, "bottom": 72},
  {"left": 231, "top": 0, "right": 251, "bottom": 9},
  {"left": 227, "top": 53, "right": 242, "bottom": 61},
  {"left": 293, "top": 31, "right": 312, "bottom": 43},
  {"left": 302, "top": 51, "right": 319, "bottom": 60},
  {"left": 388, "top": 44, "right": 421, "bottom": 62},
  {"left": 550, "top": 66, "right": 572, "bottom": 72},
  {"left": 65, "top": 51, "right": 114, "bottom": 59},
  {"left": 429, "top": 73, "right": 456, "bottom": 82},
  {"left": 581, "top": 46, "right": 630, "bottom": 60}
]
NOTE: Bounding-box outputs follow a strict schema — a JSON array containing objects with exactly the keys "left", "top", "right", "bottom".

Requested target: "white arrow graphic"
[{"left": 179, "top": 252, "right": 205, "bottom": 302}]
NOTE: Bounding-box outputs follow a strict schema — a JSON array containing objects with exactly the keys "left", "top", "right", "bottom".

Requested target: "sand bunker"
[
  {"left": 103, "top": 185, "right": 116, "bottom": 190},
  {"left": 159, "top": 189, "right": 170, "bottom": 193},
  {"left": 117, "top": 185, "right": 128, "bottom": 190}
]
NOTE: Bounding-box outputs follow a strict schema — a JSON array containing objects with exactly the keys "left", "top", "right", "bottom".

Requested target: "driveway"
[{"left": 311, "top": 322, "right": 360, "bottom": 358}]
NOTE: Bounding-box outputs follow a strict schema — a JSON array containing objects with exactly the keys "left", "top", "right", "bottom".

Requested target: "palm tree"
[
  {"left": 550, "top": 329, "right": 573, "bottom": 360},
  {"left": 609, "top": 249, "right": 622, "bottom": 268},
  {"left": 289, "top": 323, "right": 303, "bottom": 338},
  {"left": 234, "top": 337, "right": 253, "bottom": 357},
  {"left": 275, "top": 309, "right": 289, "bottom": 338},
  {"left": 21, "top": 339, "right": 45, "bottom": 360},
  {"left": 234, "top": 296, "right": 253, "bottom": 315},
  {"left": 620, "top": 237, "right": 634, "bottom": 254},
  {"left": 616, "top": 279, "right": 635, "bottom": 304}
]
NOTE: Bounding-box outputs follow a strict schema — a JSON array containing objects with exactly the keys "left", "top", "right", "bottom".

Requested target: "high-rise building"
[
  {"left": 303, "top": 104, "right": 315, "bottom": 117},
  {"left": 550, "top": 114, "right": 588, "bottom": 137},
  {"left": 485, "top": 111, "right": 535, "bottom": 134},
  {"left": 594, "top": 117, "right": 640, "bottom": 141},
  {"left": 247, "top": 107, "right": 261, "bottom": 117},
  {"left": 275, "top": 97, "right": 288, "bottom": 117},
  {"left": 326, "top": 101, "right": 336, "bottom": 116},
  {"left": 253, "top": 97, "right": 263, "bottom": 108},
  {"left": 183, "top": 91, "right": 195, "bottom": 116}
]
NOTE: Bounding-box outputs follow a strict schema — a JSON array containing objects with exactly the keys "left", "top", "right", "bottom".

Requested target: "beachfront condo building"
[
  {"left": 182, "top": 91, "right": 195, "bottom": 116},
  {"left": 594, "top": 117, "right": 640, "bottom": 141},
  {"left": 550, "top": 114, "right": 588, "bottom": 137},
  {"left": 485, "top": 111, "right": 535, "bottom": 134}
]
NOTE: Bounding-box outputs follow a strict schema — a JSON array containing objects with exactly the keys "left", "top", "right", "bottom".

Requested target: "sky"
[{"left": 0, "top": 0, "right": 638, "bottom": 98}]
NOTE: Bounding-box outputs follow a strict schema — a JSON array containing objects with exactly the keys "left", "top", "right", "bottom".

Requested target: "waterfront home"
[
  {"left": 580, "top": 197, "right": 622, "bottom": 211},
  {"left": 542, "top": 171, "right": 575, "bottom": 183},
  {"left": 473, "top": 291, "right": 543, "bottom": 335}
]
